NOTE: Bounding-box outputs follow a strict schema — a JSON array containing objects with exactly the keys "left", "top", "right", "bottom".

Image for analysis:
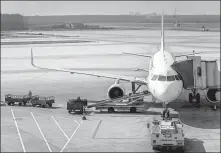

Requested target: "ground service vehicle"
[
  {"left": 5, "top": 94, "right": 31, "bottom": 106},
  {"left": 30, "top": 95, "right": 55, "bottom": 107},
  {"left": 147, "top": 116, "right": 184, "bottom": 152},
  {"left": 67, "top": 98, "right": 88, "bottom": 114},
  {"left": 87, "top": 91, "right": 148, "bottom": 113}
]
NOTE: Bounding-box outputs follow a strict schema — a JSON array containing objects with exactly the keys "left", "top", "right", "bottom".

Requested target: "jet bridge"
[{"left": 171, "top": 55, "right": 220, "bottom": 105}]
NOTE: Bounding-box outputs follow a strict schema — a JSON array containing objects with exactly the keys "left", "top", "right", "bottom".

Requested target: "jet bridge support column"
[{"left": 132, "top": 82, "right": 136, "bottom": 94}]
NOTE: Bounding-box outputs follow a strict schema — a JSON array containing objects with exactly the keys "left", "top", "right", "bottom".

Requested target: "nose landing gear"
[{"left": 189, "top": 88, "right": 200, "bottom": 104}]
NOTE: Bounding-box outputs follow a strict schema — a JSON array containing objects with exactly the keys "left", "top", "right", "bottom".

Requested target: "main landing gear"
[{"left": 189, "top": 88, "right": 200, "bottom": 104}]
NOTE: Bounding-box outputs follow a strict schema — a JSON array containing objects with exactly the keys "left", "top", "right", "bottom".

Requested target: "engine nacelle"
[
  {"left": 107, "top": 84, "right": 125, "bottom": 99},
  {"left": 204, "top": 88, "right": 221, "bottom": 104}
]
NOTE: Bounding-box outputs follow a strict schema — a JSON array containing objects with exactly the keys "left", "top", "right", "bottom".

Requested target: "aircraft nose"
[{"left": 154, "top": 83, "right": 181, "bottom": 102}]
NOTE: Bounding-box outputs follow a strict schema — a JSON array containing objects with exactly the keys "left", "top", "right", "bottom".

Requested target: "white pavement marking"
[
  {"left": 31, "top": 112, "right": 52, "bottom": 152},
  {"left": 51, "top": 116, "right": 69, "bottom": 140},
  {"left": 60, "top": 120, "right": 82, "bottom": 152},
  {"left": 11, "top": 109, "right": 26, "bottom": 153},
  {"left": 32, "top": 112, "right": 77, "bottom": 120}
]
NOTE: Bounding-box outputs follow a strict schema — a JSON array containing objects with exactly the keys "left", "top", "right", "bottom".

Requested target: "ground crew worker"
[
  {"left": 82, "top": 105, "right": 86, "bottom": 120},
  {"left": 166, "top": 109, "right": 170, "bottom": 119},
  {"left": 28, "top": 90, "right": 32, "bottom": 97}
]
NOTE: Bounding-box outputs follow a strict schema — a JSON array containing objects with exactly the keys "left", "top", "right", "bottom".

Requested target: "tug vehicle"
[
  {"left": 67, "top": 97, "right": 88, "bottom": 114},
  {"left": 147, "top": 113, "right": 185, "bottom": 152}
]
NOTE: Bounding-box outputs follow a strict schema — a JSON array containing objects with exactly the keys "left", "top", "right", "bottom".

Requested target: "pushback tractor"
[{"left": 147, "top": 114, "right": 184, "bottom": 152}]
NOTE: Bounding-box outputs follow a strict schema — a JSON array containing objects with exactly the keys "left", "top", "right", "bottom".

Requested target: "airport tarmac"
[
  {"left": 1, "top": 103, "right": 220, "bottom": 152},
  {"left": 1, "top": 29, "right": 220, "bottom": 152}
]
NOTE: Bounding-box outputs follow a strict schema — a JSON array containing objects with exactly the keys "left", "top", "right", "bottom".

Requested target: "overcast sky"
[{"left": 1, "top": 1, "right": 220, "bottom": 16}]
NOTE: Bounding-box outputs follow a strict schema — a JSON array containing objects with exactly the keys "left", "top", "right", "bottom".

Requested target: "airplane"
[{"left": 30, "top": 12, "right": 219, "bottom": 112}]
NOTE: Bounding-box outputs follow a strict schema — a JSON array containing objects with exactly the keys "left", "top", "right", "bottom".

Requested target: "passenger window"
[
  {"left": 158, "top": 75, "right": 166, "bottom": 81},
  {"left": 175, "top": 75, "right": 180, "bottom": 80},
  {"left": 167, "top": 75, "right": 175, "bottom": 81},
  {"left": 151, "top": 75, "right": 158, "bottom": 81}
]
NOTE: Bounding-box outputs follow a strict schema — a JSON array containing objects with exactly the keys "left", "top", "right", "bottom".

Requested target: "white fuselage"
[{"left": 148, "top": 50, "right": 183, "bottom": 103}]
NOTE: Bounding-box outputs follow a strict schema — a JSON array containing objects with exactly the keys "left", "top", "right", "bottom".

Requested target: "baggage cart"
[
  {"left": 30, "top": 95, "right": 55, "bottom": 107},
  {"left": 67, "top": 98, "right": 87, "bottom": 114}
]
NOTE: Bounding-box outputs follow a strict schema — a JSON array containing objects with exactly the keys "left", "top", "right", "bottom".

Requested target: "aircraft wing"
[
  {"left": 123, "top": 52, "right": 152, "bottom": 58},
  {"left": 31, "top": 51, "right": 148, "bottom": 85},
  {"left": 175, "top": 52, "right": 204, "bottom": 58}
]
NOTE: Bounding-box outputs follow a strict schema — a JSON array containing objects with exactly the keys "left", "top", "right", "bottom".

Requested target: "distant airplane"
[{"left": 30, "top": 12, "right": 220, "bottom": 112}]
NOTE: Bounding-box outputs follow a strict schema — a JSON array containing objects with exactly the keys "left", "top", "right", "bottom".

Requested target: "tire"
[
  {"left": 108, "top": 107, "right": 114, "bottom": 113},
  {"left": 176, "top": 147, "right": 184, "bottom": 153},
  {"left": 68, "top": 110, "right": 72, "bottom": 114},
  {"left": 19, "top": 103, "right": 22, "bottom": 106},
  {"left": 130, "top": 107, "right": 137, "bottom": 113},
  {"left": 42, "top": 104, "right": 46, "bottom": 108},
  {"left": 189, "top": 93, "right": 193, "bottom": 103},
  {"left": 152, "top": 146, "right": 158, "bottom": 150},
  {"left": 196, "top": 93, "right": 200, "bottom": 104},
  {"left": 23, "top": 102, "right": 27, "bottom": 106},
  {"left": 48, "top": 103, "right": 52, "bottom": 107}
]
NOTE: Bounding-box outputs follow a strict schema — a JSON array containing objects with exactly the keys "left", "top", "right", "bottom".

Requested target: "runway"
[{"left": 1, "top": 29, "right": 220, "bottom": 152}]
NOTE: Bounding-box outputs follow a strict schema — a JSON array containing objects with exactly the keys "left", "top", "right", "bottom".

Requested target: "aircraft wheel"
[
  {"left": 189, "top": 93, "right": 193, "bottom": 103},
  {"left": 196, "top": 93, "right": 200, "bottom": 103},
  {"left": 42, "top": 104, "right": 46, "bottom": 108},
  {"left": 108, "top": 107, "right": 114, "bottom": 113},
  {"left": 19, "top": 102, "right": 22, "bottom": 106},
  {"left": 68, "top": 110, "right": 72, "bottom": 114}
]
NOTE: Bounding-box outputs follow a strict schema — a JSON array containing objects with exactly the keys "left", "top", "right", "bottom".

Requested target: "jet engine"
[
  {"left": 107, "top": 84, "right": 125, "bottom": 99},
  {"left": 204, "top": 88, "right": 221, "bottom": 104}
]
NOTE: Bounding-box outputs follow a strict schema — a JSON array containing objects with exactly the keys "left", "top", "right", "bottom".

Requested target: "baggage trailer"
[
  {"left": 67, "top": 98, "right": 87, "bottom": 114},
  {"left": 147, "top": 113, "right": 184, "bottom": 152},
  {"left": 30, "top": 95, "right": 55, "bottom": 107},
  {"left": 5, "top": 94, "right": 31, "bottom": 106}
]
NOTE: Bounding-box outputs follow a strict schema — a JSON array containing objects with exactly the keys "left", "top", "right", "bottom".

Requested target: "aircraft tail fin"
[{"left": 160, "top": 11, "right": 165, "bottom": 53}]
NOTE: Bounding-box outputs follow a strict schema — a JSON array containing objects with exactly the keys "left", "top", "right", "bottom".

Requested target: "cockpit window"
[
  {"left": 175, "top": 75, "right": 180, "bottom": 80},
  {"left": 151, "top": 75, "right": 158, "bottom": 81},
  {"left": 158, "top": 75, "right": 166, "bottom": 81},
  {"left": 167, "top": 75, "right": 175, "bottom": 81}
]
